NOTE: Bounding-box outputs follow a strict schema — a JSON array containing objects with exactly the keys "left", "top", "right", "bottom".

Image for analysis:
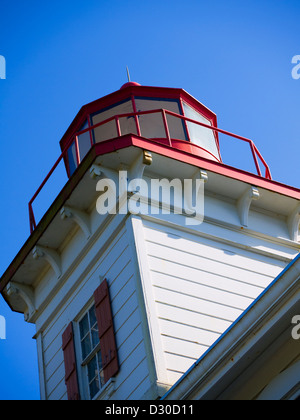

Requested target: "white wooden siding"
[
  {"left": 37, "top": 223, "right": 153, "bottom": 400},
  {"left": 137, "top": 218, "right": 288, "bottom": 384}
]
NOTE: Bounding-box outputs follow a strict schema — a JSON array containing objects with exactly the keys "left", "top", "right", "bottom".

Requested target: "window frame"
[{"left": 74, "top": 301, "right": 105, "bottom": 400}]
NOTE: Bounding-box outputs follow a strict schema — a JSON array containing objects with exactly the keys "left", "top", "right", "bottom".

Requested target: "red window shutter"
[
  {"left": 62, "top": 322, "right": 80, "bottom": 400},
  {"left": 94, "top": 279, "right": 119, "bottom": 383}
]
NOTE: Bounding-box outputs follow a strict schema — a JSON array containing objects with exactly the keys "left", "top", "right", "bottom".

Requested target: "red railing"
[{"left": 28, "top": 109, "right": 272, "bottom": 233}]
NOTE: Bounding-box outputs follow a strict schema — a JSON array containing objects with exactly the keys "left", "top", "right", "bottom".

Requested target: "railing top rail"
[{"left": 28, "top": 108, "right": 272, "bottom": 233}]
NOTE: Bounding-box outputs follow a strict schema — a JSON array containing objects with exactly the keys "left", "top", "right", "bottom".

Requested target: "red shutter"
[
  {"left": 94, "top": 279, "right": 119, "bottom": 383},
  {"left": 62, "top": 322, "right": 80, "bottom": 400}
]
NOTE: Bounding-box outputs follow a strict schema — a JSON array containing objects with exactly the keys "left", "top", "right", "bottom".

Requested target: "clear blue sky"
[{"left": 0, "top": 0, "right": 299, "bottom": 400}]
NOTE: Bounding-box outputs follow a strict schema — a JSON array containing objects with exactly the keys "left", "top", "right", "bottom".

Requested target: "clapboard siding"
[
  {"left": 139, "top": 219, "right": 287, "bottom": 383},
  {"left": 157, "top": 302, "right": 231, "bottom": 334},
  {"left": 150, "top": 256, "right": 265, "bottom": 299},
  {"left": 38, "top": 223, "right": 151, "bottom": 400}
]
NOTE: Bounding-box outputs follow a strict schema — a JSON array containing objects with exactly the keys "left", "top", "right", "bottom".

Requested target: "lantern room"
[{"left": 60, "top": 82, "right": 222, "bottom": 177}]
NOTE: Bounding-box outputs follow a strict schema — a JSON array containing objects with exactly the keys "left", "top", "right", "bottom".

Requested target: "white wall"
[
  {"left": 35, "top": 218, "right": 157, "bottom": 400},
  {"left": 132, "top": 216, "right": 291, "bottom": 384}
]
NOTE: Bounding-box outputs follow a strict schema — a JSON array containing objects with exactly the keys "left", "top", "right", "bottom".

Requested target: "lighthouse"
[{"left": 0, "top": 82, "right": 299, "bottom": 400}]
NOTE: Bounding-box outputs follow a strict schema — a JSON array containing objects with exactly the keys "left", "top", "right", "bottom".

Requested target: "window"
[
  {"left": 182, "top": 102, "right": 220, "bottom": 160},
  {"left": 77, "top": 120, "right": 92, "bottom": 163},
  {"left": 134, "top": 97, "right": 187, "bottom": 141},
  {"left": 78, "top": 304, "right": 105, "bottom": 399},
  {"left": 62, "top": 280, "right": 119, "bottom": 400},
  {"left": 91, "top": 99, "right": 136, "bottom": 143}
]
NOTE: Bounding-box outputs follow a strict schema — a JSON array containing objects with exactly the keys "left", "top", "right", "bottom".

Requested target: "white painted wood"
[
  {"left": 31, "top": 175, "right": 299, "bottom": 399},
  {"left": 36, "top": 222, "right": 154, "bottom": 400},
  {"left": 130, "top": 216, "right": 292, "bottom": 385},
  {"left": 151, "top": 260, "right": 264, "bottom": 299},
  {"left": 130, "top": 216, "right": 170, "bottom": 385},
  {"left": 154, "top": 286, "right": 243, "bottom": 322},
  {"left": 157, "top": 302, "right": 232, "bottom": 335}
]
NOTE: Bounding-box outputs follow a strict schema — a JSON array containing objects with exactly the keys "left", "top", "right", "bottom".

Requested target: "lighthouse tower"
[{"left": 0, "top": 82, "right": 299, "bottom": 400}]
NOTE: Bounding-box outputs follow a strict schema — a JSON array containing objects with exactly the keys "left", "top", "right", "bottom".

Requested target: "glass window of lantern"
[
  {"left": 134, "top": 97, "right": 187, "bottom": 141},
  {"left": 77, "top": 120, "right": 91, "bottom": 163},
  {"left": 67, "top": 141, "right": 78, "bottom": 176},
  {"left": 182, "top": 102, "right": 220, "bottom": 160},
  {"left": 91, "top": 99, "right": 136, "bottom": 143}
]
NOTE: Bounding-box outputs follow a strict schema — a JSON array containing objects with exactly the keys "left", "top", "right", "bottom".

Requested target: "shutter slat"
[
  {"left": 62, "top": 322, "right": 80, "bottom": 400},
  {"left": 94, "top": 279, "right": 119, "bottom": 384}
]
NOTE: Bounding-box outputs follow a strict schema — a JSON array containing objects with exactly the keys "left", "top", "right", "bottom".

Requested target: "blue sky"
[{"left": 0, "top": 0, "right": 299, "bottom": 400}]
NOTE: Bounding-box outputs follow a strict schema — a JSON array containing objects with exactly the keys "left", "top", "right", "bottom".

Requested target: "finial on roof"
[
  {"left": 126, "top": 66, "right": 131, "bottom": 82},
  {"left": 120, "top": 67, "right": 141, "bottom": 89}
]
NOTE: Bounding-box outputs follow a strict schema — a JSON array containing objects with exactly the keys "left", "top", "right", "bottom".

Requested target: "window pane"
[
  {"left": 88, "top": 355, "right": 97, "bottom": 381},
  {"left": 93, "top": 120, "right": 118, "bottom": 143},
  {"left": 134, "top": 97, "right": 187, "bottom": 141},
  {"left": 88, "top": 355, "right": 100, "bottom": 399},
  {"left": 77, "top": 131, "right": 91, "bottom": 162},
  {"left": 119, "top": 116, "right": 138, "bottom": 136},
  {"left": 183, "top": 102, "right": 220, "bottom": 159},
  {"left": 166, "top": 114, "right": 187, "bottom": 141},
  {"left": 91, "top": 99, "right": 133, "bottom": 142},
  {"left": 81, "top": 334, "right": 92, "bottom": 360},
  {"left": 89, "top": 306, "right": 99, "bottom": 348},
  {"left": 89, "top": 306, "right": 97, "bottom": 326},
  {"left": 138, "top": 112, "right": 166, "bottom": 138},
  {"left": 67, "top": 142, "right": 77, "bottom": 176},
  {"left": 97, "top": 351, "right": 104, "bottom": 387},
  {"left": 79, "top": 313, "right": 89, "bottom": 340},
  {"left": 89, "top": 378, "right": 100, "bottom": 399}
]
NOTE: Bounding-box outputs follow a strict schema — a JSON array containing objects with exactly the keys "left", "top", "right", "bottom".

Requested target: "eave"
[{"left": 1, "top": 134, "right": 300, "bottom": 308}]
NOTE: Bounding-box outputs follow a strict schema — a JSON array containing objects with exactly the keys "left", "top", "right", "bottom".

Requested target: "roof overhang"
[{"left": 1, "top": 134, "right": 300, "bottom": 313}]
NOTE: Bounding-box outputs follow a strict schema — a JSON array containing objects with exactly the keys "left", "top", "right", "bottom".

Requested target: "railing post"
[
  {"left": 179, "top": 99, "right": 191, "bottom": 143},
  {"left": 75, "top": 136, "right": 80, "bottom": 167},
  {"left": 115, "top": 116, "right": 121, "bottom": 137},
  {"left": 88, "top": 115, "right": 94, "bottom": 147},
  {"left": 249, "top": 141, "right": 262, "bottom": 177},
  {"left": 131, "top": 95, "right": 141, "bottom": 136},
  {"left": 161, "top": 109, "right": 172, "bottom": 146},
  {"left": 29, "top": 203, "right": 36, "bottom": 234}
]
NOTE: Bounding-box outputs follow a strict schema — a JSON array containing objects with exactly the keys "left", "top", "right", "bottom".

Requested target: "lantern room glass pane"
[
  {"left": 67, "top": 141, "right": 77, "bottom": 176},
  {"left": 119, "top": 115, "right": 138, "bottom": 136},
  {"left": 78, "top": 131, "right": 91, "bottom": 161},
  {"left": 183, "top": 102, "right": 220, "bottom": 159},
  {"left": 91, "top": 99, "right": 134, "bottom": 142},
  {"left": 134, "top": 97, "right": 187, "bottom": 141},
  {"left": 93, "top": 119, "right": 118, "bottom": 143}
]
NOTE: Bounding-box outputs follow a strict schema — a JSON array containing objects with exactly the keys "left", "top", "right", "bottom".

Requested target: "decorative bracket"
[
  {"left": 287, "top": 204, "right": 300, "bottom": 242},
  {"left": 90, "top": 164, "right": 119, "bottom": 185},
  {"left": 127, "top": 150, "right": 152, "bottom": 193},
  {"left": 32, "top": 245, "right": 61, "bottom": 278},
  {"left": 6, "top": 282, "right": 36, "bottom": 322},
  {"left": 237, "top": 186, "right": 260, "bottom": 227},
  {"left": 184, "top": 169, "right": 208, "bottom": 226},
  {"left": 60, "top": 206, "right": 91, "bottom": 239},
  {"left": 90, "top": 164, "right": 103, "bottom": 179}
]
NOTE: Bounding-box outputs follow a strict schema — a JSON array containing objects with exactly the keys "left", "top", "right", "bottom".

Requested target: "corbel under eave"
[{"left": 237, "top": 186, "right": 260, "bottom": 227}]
